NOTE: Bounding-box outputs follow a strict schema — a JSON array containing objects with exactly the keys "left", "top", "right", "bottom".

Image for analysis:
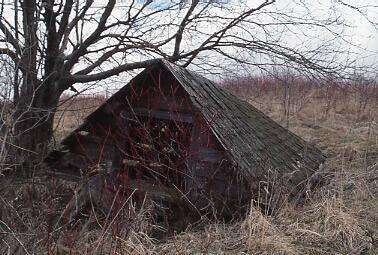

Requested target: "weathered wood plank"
[{"left": 121, "top": 108, "right": 193, "bottom": 123}]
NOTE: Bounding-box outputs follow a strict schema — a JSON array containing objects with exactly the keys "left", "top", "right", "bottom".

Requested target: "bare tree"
[{"left": 0, "top": 0, "right": 372, "bottom": 162}]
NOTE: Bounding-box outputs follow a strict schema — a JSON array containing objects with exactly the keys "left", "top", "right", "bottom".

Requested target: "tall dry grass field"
[
  {"left": 1, "top": 77, "right": 377, "bottom": 254},
  {"left": 53, "top": 95, "right": 107, "bottom": 142}
]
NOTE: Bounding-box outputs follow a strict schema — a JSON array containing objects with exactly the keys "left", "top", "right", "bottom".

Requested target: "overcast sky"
[
  {"left": 337, "top": 0, "right": 377, "bottom": 66},
  {"left": 130, "top": 0, "right": 378, "bottom": 62},
  {"left": 72, "top": 0, "right": 378, "bottom": 95},
  {"left": 0, "top": 0, "right": 377, "bottom": 96}
]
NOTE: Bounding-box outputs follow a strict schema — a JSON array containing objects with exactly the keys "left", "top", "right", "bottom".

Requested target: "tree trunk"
[
  {"left": 9, "top": 0, "right": 63, "bottom": 165},
  {"left": 13, "top": 78, "right": 61, "bottom": 164}
]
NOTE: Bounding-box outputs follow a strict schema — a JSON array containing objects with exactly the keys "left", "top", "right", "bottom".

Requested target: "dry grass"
[
  {"left": 1, "top": 80, "right": 378, "bottom": 254},
  {"left": 53, "top": 95, "right": 106, "bottom": 142},
  {"left": 146, "top": 84, "right": 378, "bottom": 255}
]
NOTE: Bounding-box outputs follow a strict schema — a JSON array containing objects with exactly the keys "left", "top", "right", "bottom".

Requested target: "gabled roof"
[{"left": 61, "top": 59, "right": 325, "bottom": 184}]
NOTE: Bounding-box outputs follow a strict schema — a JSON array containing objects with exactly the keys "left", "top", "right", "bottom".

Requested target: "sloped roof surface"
[
  {"left": 161, "top": 60, "right": 325, "bottom": 182},
  {"left": 62, "top": 59, "right": 325, "bottom": 183}
]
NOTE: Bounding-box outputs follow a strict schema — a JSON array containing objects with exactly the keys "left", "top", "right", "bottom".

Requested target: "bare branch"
[
  {"left": 57, "top": 0, "right": 74, "bottom": 42},
  {"left": 62, "top": 0, "right": 116, "bottom": 74},
  {"left": 181, "top": 0, "right": 276, "bottom": 66},
  {"left": 0, "top": 20, "right": 21, "bottom": 54},
  {"left": 0, "top": 48, "right": 19, "bottom": 62},
  {"left": 173, "top": 0, "right": 199, "bottom": 58},
  {"left": 60, "top": 0, "right": 94, "bottom": 52},
  {"left": 69, "top": 59, "right": 161, "bottom": 84},
  {"left": 338, "top": 1, "right": 377, "bottom": 29}
]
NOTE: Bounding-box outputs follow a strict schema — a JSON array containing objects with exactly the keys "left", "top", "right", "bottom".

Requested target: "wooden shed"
[{"left": 46, "top": 60, "right": 325, "bottom": 221}]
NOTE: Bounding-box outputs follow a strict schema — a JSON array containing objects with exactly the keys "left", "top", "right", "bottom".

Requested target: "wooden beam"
[{"left": 121, "top": 108, "right": 193, "bottom": 123}]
